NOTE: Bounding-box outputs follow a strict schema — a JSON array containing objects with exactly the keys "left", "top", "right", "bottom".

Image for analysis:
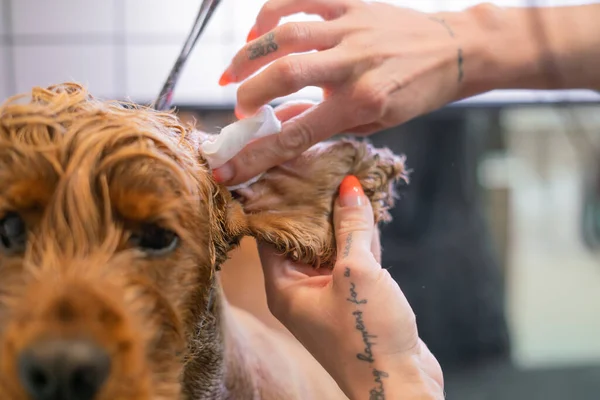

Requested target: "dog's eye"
[
  {"left": 130, "top": 224, "right": 179, "bottom": 256},
  {"left": 0, "top": 212, "right": 27, "bottom": 254}
]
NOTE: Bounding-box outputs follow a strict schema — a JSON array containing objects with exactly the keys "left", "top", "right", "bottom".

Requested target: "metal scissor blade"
[{"left": 154, "top": 0, "right": 222, "bottom": 111}]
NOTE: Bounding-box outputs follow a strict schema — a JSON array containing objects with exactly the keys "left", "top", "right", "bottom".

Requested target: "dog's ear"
[{"left": 202, "top": 138, "right": 408, "bottom": 268}]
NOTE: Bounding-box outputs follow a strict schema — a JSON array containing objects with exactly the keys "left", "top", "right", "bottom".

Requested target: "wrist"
[
  {"left": 433, "top": 4, "right": 544, "bottom": 99},
  {"left": 450, "top": 3, "right": 600, "bottom": 95},
  {"left": 339, "top": 356, "right": 444, "bottom": 400}
]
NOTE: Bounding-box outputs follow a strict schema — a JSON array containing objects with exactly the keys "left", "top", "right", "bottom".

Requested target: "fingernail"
[
  {"left": 218, "top": 70, "right": 233, "bottom": 86},
  {"left": 339, "top": 175, "right": 365, "bottom": 207},
  {"left": 246, "top": 26, "right": 259, "bottom": 42},
  {"left": 212, "top": 163, "right": 234, "bottom": 183}
]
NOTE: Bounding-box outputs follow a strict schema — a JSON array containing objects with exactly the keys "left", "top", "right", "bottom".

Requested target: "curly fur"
[{"left": 0, "top": 83, "right": 406, "bottom": 399}]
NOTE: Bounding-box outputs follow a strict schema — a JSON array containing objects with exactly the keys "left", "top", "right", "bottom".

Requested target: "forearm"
[{"left": 442, "top": 3, "right": 600, "bottom": 98}]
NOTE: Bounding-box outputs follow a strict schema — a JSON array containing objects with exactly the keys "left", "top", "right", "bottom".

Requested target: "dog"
[{"left": 0, "top": 83, "right": 406, "bottom": 399}]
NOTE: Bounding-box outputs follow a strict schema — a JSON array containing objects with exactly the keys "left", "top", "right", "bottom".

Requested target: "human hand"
[
  {"left": 257, "top": 175, "right": 444, "bottom": 399},
  {"left": 214, "top": 0, "right": 481, "bottom": 186}
]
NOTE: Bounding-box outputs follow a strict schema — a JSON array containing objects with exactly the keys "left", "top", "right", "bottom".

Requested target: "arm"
[{"left": 448, "top": 3, "right": 600, "bottom": 99}]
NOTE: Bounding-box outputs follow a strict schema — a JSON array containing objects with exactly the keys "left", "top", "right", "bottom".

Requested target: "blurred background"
[{"left": 1, "top": 0, "right": 599, "bottom": 399}]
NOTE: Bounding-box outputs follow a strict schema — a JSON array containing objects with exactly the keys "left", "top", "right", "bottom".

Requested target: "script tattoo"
[
  {"left": 369, "top": 369, "right": 390, "bottom": 400},
  {"left": 352, "top": 309, "right": 376, "bottom": 362},
  {"left": 429, "top": 16, "right": 464, "bottom": 82},
  {"left": 247, "top": 32, "right": 278, "bottom": 60},
  {"left": 343, "top": 268, "right": 389, "bottom": 399},
  {"left": 347, "top": 283, "right": 367, "bottom": 305},
  {"left": 342, "top": 232, "right": 353, "bottom": 258}
]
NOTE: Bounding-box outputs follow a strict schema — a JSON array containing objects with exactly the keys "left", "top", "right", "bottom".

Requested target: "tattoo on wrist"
[
  {"left": 430, "top": 16, "right": 455, "bottom": 37},
  {"left": 343, "top": 268, "right": 389, "bottom": 399},
  {"left": 430, "top": 16, "right": 464, "bottom": 83},
  {"left": 247, "top": 32, "right": 278, "bottom": 60}
]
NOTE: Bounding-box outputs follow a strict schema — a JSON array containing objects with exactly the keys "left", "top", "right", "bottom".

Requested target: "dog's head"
[{"left": 0, "top": 83, "right": 406, "bottom": 399}]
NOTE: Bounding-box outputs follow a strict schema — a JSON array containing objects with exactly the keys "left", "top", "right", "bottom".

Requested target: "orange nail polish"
[
  {"left": 246, "top": 26, "right": 259, "bottom": 42},
  {"left": 234, "top": 107, "right": 245, "bottom": 120},
  {"left": 213, "top": 163, "right": 234, "bottom": 183},
  {"left": 218, "top": 70, "right": 233, "bottom": 86},
  {"left": 339, "top": 175, "right": 364, "bottom": 207},
  {"left": 212, "top": 169, "right": 222, "bottom": 183}
]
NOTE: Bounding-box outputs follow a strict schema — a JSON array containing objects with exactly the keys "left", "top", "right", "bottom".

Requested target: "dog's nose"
[{"left": 18, "top": 338, "right": 110, "bottom": 400}]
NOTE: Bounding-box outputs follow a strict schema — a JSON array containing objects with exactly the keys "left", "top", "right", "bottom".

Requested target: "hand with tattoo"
[
  {"left": 213, "top": 0, "right": 600, "bottom": 187},
  {"left": 213, "top": 0, "right": 474, "bottom": 186},
  {"left": 257, "top": 176, "right": 444, "bottom": 400}
]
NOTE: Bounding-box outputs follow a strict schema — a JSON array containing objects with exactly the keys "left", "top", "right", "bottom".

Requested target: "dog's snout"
[{"left": 18, "top": 338, "right": 111, "bottom": 400}]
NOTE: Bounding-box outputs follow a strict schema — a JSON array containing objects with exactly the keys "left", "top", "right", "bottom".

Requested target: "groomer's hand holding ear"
[
  {"left": 214, "top": 0, "right": 472, "bottom": 185},
  {"left": 257, "top": 176, "right": 444, "bottom": 400},
  {"left": 213, "top": 0, "right": 600, "bottom": 186}
]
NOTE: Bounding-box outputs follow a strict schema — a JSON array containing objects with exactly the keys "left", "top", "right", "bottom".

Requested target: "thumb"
[
  {"left": 256, "top": 242, "right": 292, "bottom": 319},
  {"left": 334, "top": 176, "right": 376, "bottom": 267},
  {"left": 256, "top": 242, "right": 287, "bottom": 294}
]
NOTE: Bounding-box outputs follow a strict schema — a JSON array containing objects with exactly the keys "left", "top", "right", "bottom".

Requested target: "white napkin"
[{"left": 200, "top": 105, "right": 281, "bottom": 191}]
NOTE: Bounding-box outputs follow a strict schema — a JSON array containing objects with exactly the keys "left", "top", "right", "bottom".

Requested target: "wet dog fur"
[{"left": 0, "top": 83, "right": 406, "bottom": 399}]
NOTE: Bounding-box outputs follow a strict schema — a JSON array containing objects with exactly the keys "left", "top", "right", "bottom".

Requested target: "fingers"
[
  {"left": 257, "top": 242, "right": 330, "bottom": 320},
  {"left": 257, "top": 242, "right": 330, "bottom": 294},
  {"left": 256, "top": 242, "right": 291, "bottom": 319},
  {"left": 253, "top": 0, "right": 355, "bottom": 36},
  {"left": 213, "top": 96, "right": 351, "bottom": 186},
  {"left": 273, "top": 100, "right": 317, "bottom": 122},
  {"left": 222, "top": 21, "right": 341, "bottom": 85},
  {"left": 235, "top": 49, "right": 349, "bottom": 117},
  {"left": 333, "top": 175, "right": 379, "bottom": 277},
  {"left": 343, "top": 121, "right": 385, "bottom": 136},
  {"left": 256, "top": 242, "right": 288, "bottom": 295}
]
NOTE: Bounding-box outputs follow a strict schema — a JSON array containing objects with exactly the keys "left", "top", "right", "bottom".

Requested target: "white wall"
[
  {"left": 0, "top": 0, "right": 599, "bottom": 106},
  {"left": 0, "top": 0, "right": 8, "bottom": 101}
]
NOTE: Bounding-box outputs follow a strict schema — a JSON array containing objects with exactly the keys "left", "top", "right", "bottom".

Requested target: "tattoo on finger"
[
  {"left": 247, "top": 32, "right": 279, "bottom": 60},
  {"left": 342, "top": 232, "right": 353, "bottom": 259}
]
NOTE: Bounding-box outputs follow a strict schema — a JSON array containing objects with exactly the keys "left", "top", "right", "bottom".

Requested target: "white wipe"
[{"left": 201, "top": 105, "right": 281, "bottom": 191}]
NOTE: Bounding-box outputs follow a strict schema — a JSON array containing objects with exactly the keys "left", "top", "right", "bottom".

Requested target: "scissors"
[{"left": 154, "top": 0, "right": 223, "bottom": 111}]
